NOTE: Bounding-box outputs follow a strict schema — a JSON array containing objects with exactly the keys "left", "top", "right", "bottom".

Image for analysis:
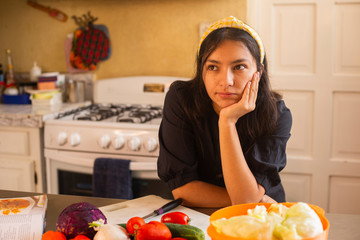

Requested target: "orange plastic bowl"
[{"left": 207, "top": 202, "right": 329, "bottom": 240}]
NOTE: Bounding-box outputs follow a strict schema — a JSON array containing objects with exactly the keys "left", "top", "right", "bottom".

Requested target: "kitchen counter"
[
  {"left": 0, "top": 102, "right": 91, "bottom": 128},
  {"left": 0, "top": 190, "right": 214, "bottom": 232},
  {"left": 0, "top": 190, "right": 359, "bottom": 239},
  {"left": 0, "top": 190, "right": 121, "bottom": 231}
]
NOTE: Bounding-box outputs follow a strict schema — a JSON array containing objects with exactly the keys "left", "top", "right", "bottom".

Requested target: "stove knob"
[
  {"left": 58, "top": 132, "right": 67, "bottom": 146},
  {"left": 99, "top": 134, "right": 111, "bottom": 149},
  {"left": 113, "top": 135, "right": 125, "bottom": 150},
  {"left": 70, "top": 133, "right": 81, "bottom": 147},
  {"left": 145, "top": 138, "right": 158, "bottom": 152},
  {"left": 128, "top": 137, "right": 141, "bottom": 151}
]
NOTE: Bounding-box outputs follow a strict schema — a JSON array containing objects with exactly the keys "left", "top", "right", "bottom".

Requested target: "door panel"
[
  {"left": 334, "top": 3, "right": 360, "bottom": 74},
  {"left": 329, "top": 176, "right": 360, "bottom": 214},
  {"left": 0, "top": 130, "right": 29, "bottom": 155},
  {"left": 280, "top": 172, "right": 312, "bottom": 202},
  {"left": 273, "top": 4, "right": 316, "bottom": 74},
  {"left": 281, "top": 90, "right": 314, "bottom": 158},
  {"left": 0, "top": 158, "right": 35, "bottom": 192},
  {"left": 332, "top": 92, "right": 360, "bottom": 160}
]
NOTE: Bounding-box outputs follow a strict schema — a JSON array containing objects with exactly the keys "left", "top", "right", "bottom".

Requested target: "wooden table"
[{"left": 1, "top": 190, "right": 359, "bottom": 239}]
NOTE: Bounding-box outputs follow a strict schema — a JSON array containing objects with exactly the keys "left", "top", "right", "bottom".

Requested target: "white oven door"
[{"left": 44, "top": 149, "right": 166, "bottom": 197}]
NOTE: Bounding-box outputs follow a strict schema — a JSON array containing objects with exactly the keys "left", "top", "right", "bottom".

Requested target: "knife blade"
[{"left": 142, "top": 198, "right": 183, "bottom": 220}]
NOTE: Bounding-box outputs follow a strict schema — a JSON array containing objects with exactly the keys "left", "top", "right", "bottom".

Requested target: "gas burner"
[
  {"left": 117, "top": 117, "right": 145, "bottom": 124},
  {"left": 54, "top": 103, "right": 163, "bottom": 124},
  {"left": 72, "top": 104, "right": 127, "bottom": 121},
  {"left": 116, "top": 105, "right": 163, "bottom": 123},
  {"left": 55, "top": 105, "right": 92, "bottom": 119}
]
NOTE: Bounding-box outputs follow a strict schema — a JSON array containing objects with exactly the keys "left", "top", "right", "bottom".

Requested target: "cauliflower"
[
  {"left": 212, "top": 214, "right": 273, "bottom": 239},
  {"left": 274, "top": 202, "right": 323, "bottom": 240},
  {"left": 211, "top": 202, "right": 323, "bottom": 240}
]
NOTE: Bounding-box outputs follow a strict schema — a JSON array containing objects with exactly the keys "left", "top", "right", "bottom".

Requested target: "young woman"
[{"left": 157, "top": 16, "right": 292, "bottom": 208}]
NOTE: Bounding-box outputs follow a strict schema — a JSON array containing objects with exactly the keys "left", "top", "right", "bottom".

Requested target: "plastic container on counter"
[
  {"left": 1, "top": 93, "right": 31, "bottom": 104},
  {"left": 27, "top": 89, "right": 62, "bottom": 106}
]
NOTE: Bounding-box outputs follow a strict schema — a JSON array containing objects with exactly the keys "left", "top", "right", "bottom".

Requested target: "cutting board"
[{"left": 99, "top": 195, "right": 211, "bottom": 240}]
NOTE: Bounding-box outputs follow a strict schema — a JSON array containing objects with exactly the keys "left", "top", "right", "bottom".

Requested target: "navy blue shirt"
[{"left": 157, "top": 81, "right": 292, "bottom": 202}]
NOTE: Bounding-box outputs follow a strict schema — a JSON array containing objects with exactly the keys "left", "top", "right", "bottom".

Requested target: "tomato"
[
  {"left": 161, "top": 212, "right": 190, "bottom": 225},
  {"left": 126, "top": 216, "right": 146, "bottom": 234},
  {"left": 136, "top": 221, "right": 172, "bottom": 240},
  {"left": 42, "top": 231, "right": 67, "bottom": 240},
  {"left": 69, "top": 235, "right": 91, "bottom": 240}
]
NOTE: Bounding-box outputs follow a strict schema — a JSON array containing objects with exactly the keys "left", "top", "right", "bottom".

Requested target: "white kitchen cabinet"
[
  {"left": 0, "top": 101, "right": 92, "bottom": 194},
  {"left": 0, "top": 126, "right": 44, "bottom": 192},
  {"left": 0, "top": 157, "right": 35, "bottom": 191}
]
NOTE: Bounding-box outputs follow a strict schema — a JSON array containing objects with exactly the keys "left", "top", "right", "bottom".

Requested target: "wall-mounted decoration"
[{"left": 69, "top": 12, "right": 111, "bottom": 71}]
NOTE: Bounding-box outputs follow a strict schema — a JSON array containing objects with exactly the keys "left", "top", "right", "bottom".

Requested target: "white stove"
[
  {"left": 45, "top": 104, "right": 162, "bottom": 155},
  {"left": 44, "top": 76, "right": 188, "bottom": 198}
]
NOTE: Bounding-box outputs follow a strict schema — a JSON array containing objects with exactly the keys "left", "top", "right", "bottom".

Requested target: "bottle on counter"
[
  {"left": 30, "top": 61, "right": 42, "bottom": 82},
  {"left": 3, "top": 49, "right": 19, "bottom": 95}
]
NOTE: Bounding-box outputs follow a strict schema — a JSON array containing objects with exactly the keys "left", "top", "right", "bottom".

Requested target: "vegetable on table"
[
  {"left": 119, "top": 221, "right": 205, "bottom": 240},
  {"left": 69, "top": 235, "right": 91, "bottom": 240},
  {"left": 136, "top": 221, "right": 172, "bottom": 240},
  {"left": 126, "top": 216, "right": 146, "bottom": 234},
  {"left": 161, "top": 212, "right": 190, "bottom": 225},
  {"left": 56, "top": 202, "right": 107, "bottom": 239},
  {"left": 41, "top": 230, "right": 67, "bottom": 240},
  {"left": 164, "top": 223, "right": 205, "bottom": 240},
  {"left": 273, "top": 202, "right": 323, "bottom": 239},
  {"left": 211, "top": 202, "right": 324, "bottom": 239},
  {"left": 93, "top": 224, "right": 130, "bottom": 240}
]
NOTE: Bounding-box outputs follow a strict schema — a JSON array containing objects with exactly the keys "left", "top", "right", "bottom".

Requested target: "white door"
[{"left": 248, "top": 0, "right": 360, "bottom": 213}]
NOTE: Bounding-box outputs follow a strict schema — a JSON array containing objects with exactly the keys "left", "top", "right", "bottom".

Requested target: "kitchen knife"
[{"left": 142, "top": 198, "right": 183, "bottom": 220}]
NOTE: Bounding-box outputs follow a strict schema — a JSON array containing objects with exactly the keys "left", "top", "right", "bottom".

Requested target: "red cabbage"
[{"left": 56, "top": 202, "right": 107, "bottom": 239}]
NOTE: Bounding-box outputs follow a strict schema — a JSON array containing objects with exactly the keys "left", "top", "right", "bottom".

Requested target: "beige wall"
[{"left": 0, "top": 0, "right": 247, "bottom": 80}]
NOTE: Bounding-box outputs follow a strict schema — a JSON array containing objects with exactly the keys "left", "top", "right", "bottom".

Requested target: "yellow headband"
[{"left": 199, "top": 16, "right": 265, "bottom": 64}]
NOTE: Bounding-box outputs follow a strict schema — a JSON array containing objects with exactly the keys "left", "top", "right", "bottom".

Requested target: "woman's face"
[{"left": 203, "top": 39, "right": 258, "bottom": 114}]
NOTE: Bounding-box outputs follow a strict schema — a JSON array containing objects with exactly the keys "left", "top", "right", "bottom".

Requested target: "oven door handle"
[
  {"left": 130, "top": 162, "right": 157, "bottom": 171},
  {"left": 45, "top": 149, "right": 158, "bottom": 171}
]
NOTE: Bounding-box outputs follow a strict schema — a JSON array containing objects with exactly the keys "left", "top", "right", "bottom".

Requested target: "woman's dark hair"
[{"left": 182, "top": 27, "right": 281, "bottom": 143}]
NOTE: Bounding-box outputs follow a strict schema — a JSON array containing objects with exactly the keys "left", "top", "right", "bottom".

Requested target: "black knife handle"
[{"left": 154, "top": 198, "right": 183, "bottom": 215}]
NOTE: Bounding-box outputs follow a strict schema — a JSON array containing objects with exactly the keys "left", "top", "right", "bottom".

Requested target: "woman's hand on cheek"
[
  {"left": 243, "top": 71, "right": 260, "bottom": 111},
  {"left": 219, "top": 71, "right": 260, "bottom": 123}
]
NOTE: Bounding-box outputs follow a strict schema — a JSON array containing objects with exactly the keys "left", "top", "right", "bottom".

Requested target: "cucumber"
[
  {"left": 118, "top": 222, "right": 205, "bottom": 240},
  {"left": 119, "top": 223, "right": 127, "bottom": 229},
  {"left": 164, "top": 223, "right": 205, "bottom": 240}
]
